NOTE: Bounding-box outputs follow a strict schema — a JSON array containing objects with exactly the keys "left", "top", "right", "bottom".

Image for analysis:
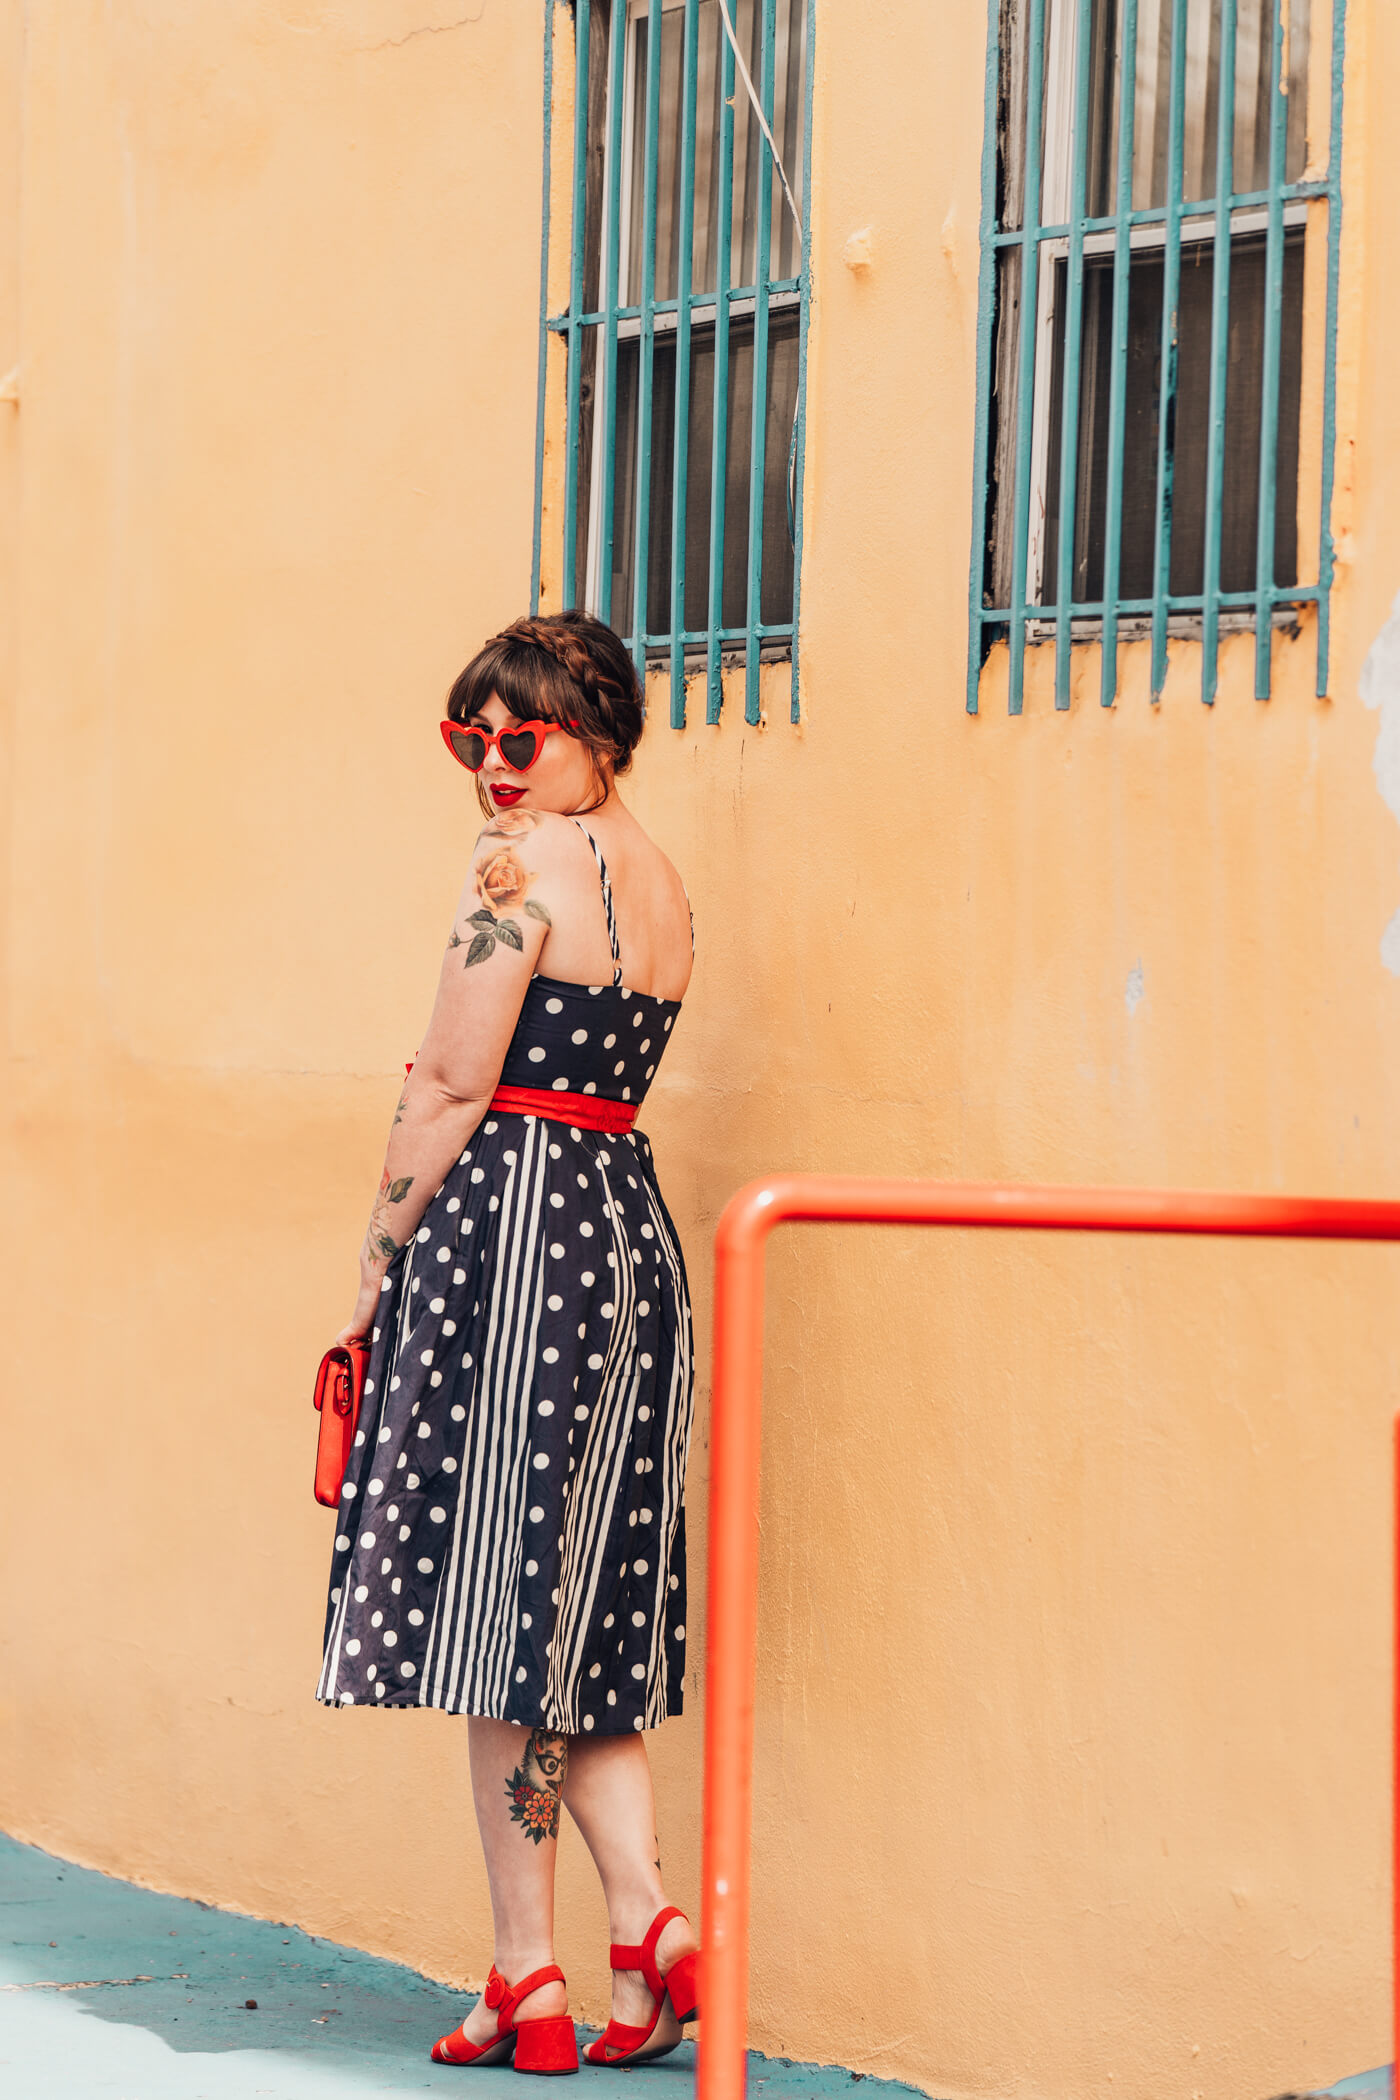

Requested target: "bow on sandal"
[
  {"left": 583, "top": 1906, "right": 699, "bottom": 2068},
  {"left": 431, "top": 1962, "right": 579, "bottom": 2075}
]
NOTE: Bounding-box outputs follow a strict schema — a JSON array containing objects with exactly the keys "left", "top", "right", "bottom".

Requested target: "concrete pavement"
[
  {"left": 0, "top": 1834, "right": 1384, "bottom": 2100},
  {"left": 0, "top": 1834, "right": 906, "bottom": 2100}
]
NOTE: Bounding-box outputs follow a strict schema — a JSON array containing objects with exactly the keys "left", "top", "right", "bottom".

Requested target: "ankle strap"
[
  {"left": 609, "top": 1906, "right": 688, "bottom": 2002},
  {"left": 484, "top": 1961, "right": 567, "bottom": 2032}
]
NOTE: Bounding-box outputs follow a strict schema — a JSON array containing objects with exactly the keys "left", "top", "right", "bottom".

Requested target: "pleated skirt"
[{"left": 317, "top": 1110, "right": 693, "bottom": 1733}]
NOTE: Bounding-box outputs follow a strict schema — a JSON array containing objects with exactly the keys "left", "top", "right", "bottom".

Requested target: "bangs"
[{"left": 446, "top": 640, "right": 575, "bottom": 728}]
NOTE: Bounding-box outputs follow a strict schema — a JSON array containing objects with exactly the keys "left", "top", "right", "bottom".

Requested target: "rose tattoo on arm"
[
  {"left": 364, "top": 1168, "right": 415, "bottom": 1262},
  {"left": 447, "top": 838, "right": 551, "bottom": 967}
]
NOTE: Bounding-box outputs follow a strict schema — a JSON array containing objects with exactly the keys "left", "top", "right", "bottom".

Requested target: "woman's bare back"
[{"left": 530, "top": 806, "right": 693, "bottom": 1001}]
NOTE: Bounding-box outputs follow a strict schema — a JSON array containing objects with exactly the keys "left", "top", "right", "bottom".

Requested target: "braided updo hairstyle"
[{"left": 446, "top": 610, "right": 644, "bottom": 816}]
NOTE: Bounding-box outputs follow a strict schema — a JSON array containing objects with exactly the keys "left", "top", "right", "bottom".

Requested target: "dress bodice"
[
  {"left": 498, "top": 975, "right": 682, "bottom": 1107},
  {"left": 496, "top": 821, "right": 685, "bottom": 1109}
]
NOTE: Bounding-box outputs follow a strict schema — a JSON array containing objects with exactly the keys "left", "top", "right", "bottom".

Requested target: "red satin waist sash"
[
  {"left": 401, "top": 1063, "right": 638, "bottom": 1135},
  {"left": 489, "top": 1083, "right": 638, "bottom": 1135}
]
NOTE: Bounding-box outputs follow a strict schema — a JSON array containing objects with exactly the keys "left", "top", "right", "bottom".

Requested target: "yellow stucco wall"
[{"left": 3, "top": 4, "right": 1400, "bottom": 2098}]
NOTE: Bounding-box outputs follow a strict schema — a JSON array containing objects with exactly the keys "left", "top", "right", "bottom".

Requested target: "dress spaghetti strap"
[{"left": 571, "top": 820, "right": 625, "bottom": 988}]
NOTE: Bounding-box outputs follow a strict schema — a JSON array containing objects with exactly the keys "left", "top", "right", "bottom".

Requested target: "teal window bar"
[
  {"left": 967, "top": 0, "right": 1346, "bottom": 713},
  {"left": 532, "top": 0, "right": 813, "bottom": 728}
]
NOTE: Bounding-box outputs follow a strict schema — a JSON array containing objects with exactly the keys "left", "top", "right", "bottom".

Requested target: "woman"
[{"left": 317, "top": 611, "right": 699, "bottom": 2074}]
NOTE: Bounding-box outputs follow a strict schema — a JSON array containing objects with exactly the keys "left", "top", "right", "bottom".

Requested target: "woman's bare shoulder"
[
  {"left": 474, "top": 804, "right": 685, "bottom": 907},
  {"left": 468, "top": 807, "right": 602, "bottom": 916},
  {"left": 475, "top": 805, "right": 580, "bottom": 848},
  {"left": 634, "top": 826, "right": 690, "bottom": 911},
  {"left": 472, "top": 806, "right": 593, "bottom": 870}
]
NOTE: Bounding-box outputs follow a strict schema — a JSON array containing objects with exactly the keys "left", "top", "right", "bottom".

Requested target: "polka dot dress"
[{"left": 318, "top": 825, "right": 694, "bottom": 1734}]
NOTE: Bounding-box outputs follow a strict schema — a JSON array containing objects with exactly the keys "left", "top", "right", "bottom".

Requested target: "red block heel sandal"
[
  {"left": 431, "top": 1963, "right": 579, "bottom": 2075},
  {"left": 583, "top": 1907, "right": 699, "bottom": 2069}
]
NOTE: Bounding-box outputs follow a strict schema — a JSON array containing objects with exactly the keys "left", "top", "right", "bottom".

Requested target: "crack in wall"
[{"left": 369, "top": 7, "right": 487, "bottom": 49}]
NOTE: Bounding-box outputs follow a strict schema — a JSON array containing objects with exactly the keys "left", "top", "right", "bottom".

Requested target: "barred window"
[
  {"left": 536, "top": 0, "right": 812, "bottom": 727},
  {"left": 968, "top": 0, "right": 1346, "bottom": 712}
]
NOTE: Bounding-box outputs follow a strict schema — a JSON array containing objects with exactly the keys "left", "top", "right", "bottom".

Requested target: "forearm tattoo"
[
  {"left": 364, "top": 1169, "right": 415, "bottom": 1262},
  {"left": 505, "top": 1728, "right": 568, "bottom": 1844}
]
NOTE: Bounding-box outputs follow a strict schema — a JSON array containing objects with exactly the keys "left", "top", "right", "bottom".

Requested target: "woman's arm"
[{"left": 334, "top": 818, "right": 558, "bottom": 1345}]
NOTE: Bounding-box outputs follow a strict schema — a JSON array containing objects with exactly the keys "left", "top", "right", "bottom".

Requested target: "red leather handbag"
[{"left": 312, "top": 1341, "right": 370, "bottom": 1508}]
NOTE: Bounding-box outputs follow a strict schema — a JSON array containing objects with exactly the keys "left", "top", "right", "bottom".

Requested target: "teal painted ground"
[
  {"left": 0, "top": 1833, "right": 1384, "bottom": 2100},
  {"left": 0, "top": 1835, "right": 908, "bottom": 2100}
]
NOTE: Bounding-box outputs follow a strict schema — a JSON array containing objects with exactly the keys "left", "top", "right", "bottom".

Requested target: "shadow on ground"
[
  {"left": 0, "top": 1834, "right": 909, "bottom": 2100},
  {"left": 1276, "top": 2077, "right": 1391, "bottom": 2100}
]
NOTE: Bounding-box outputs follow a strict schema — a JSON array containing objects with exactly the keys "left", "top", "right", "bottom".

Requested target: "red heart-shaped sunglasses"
[{"left": 440, "top": 719, "right": 579, "bottom": 774}]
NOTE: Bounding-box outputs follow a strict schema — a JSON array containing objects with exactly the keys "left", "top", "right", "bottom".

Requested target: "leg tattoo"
[{"left": 505, "top": 1729, "right": 568, "bottom": 1845}]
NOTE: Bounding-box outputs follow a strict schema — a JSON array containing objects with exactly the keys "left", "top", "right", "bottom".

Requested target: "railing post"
[{"left": 698, "top": 1184, "right": 777, "bottom": 2100}]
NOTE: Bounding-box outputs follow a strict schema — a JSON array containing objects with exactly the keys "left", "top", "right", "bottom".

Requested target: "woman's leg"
[
  {"left": 451, "top": 1719, "right": 571, "bottom": 2046},
  {"left": 563, "top": 1733, "right": 698, "bottom": 2033}
]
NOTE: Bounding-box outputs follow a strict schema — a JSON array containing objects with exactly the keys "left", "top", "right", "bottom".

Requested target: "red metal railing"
[{"left": 697, "top": 1176, "right": 1400, "bottom": 2100}]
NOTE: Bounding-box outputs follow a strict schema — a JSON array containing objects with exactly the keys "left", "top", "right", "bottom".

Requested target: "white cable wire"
[{"left": 715, "top": 0, "right": 804, "bottom": 247}]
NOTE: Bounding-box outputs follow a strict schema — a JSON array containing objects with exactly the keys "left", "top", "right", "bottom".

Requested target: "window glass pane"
[
  {"left": 1128, "top": 0, "right": 1310, "bottom": 208},
  {"left": 573, "top": 326, "right": 600, "bottom": 606},
  {"left": 756, "top": 318, "right": 801, "bottom": 621},
  {"left": 770, "top": 0, "right": 808, "bottom": 282},
  {"left": 602, "top": 310, "right": 800, "bottom": 645},
  {"left": 576, "top": 0, "right": 807, "bottom": 646},
  {"left": 726, "top": 0, "right": 806, "bottom": 288},
  {"left": 1041, "top": 226, "right": 1304, "bottom": 602},
  {"left": 687, "top": 3, "right": 726, "bottom": 297},
  {"left": 583, "top": 0, "right": 614, "bottom": 315},
  {"left": 609, "top": 337, "right": 642, "bottom": 626},
  {"left": 987, "top": 0, "right": 1312, "bottom": 618},
  {"left": 621, "top": 0, "right": 806, "bottom": 304},
  {"left": 1000, "top": 0, "right": 1312, "bottom": 231},
  {"left": 626, "top": 7, "right": 686, "bottom": 304}
]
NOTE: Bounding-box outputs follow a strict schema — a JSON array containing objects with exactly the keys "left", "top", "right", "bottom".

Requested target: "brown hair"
[{"left": 446, "top": 611, "right": 645, "bottom": 816}]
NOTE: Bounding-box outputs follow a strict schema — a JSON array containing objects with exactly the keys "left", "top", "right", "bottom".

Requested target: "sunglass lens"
[
  {"left": 499, "top": 728, "right": 543, "bottom": 772},
  {"left": 450, "top": 728, "right": 488, "bottom": 770}
]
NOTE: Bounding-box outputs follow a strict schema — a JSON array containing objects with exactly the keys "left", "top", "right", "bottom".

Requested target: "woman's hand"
[{"left": 335, "top": 1257, "right": 388, "bottom": 1349}]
